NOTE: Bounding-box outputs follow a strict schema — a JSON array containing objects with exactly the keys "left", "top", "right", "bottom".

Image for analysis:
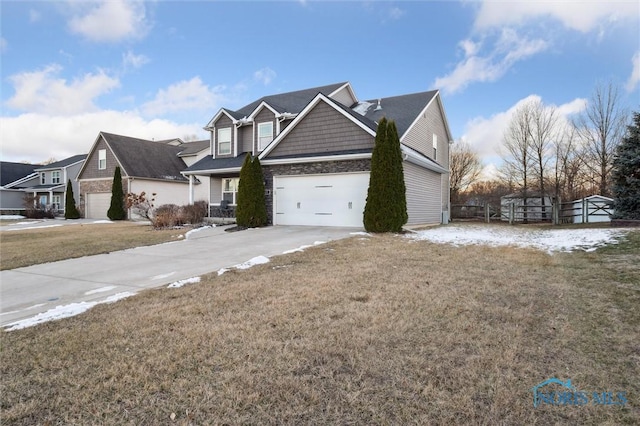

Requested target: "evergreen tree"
[
  {"left": 236, "top": 154, "right": 268, "bottom": 227},
  {"left": 611, "top": 111, "right": 640, "bottom": 219},
  {"left": 363, "top": 118, "right": 408, "bottom": 232},
  {"left": 64, "top": 179, "right": 81, "bottom": 219},
  {"left": 107, "top": 166, "right": 126, "bottom": 220}
]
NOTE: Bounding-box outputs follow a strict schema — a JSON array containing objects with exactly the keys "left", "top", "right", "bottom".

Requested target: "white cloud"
[
  {"left": 141, "top": 77, "right": 225, "bottom": 116},
  {"left": 433, "top": 29, "right": 548, "bottom": 94},
  {"left": 388, "top": 7, "right": 405, "bottom": 21},
  {"left": 0, "top": 37, "right": 7, "bottom": 53},
  {"left": 122, "top": 50, "right": 150, "bottom": 70},
  {"left": 474, "top": 1, "right": 638, "bottom": 33},
  {"left": 460, "top": 95, "right": 587, "bottom": 177},
  {"left": 29, "top": 8, "right": 42, "bottom": 23},
  {"left": 0, "top": 111, "right": 206, "bottom": 164},
  {"left": 5, "top": 64, "right": 120, "bottom": 115},
  {"left": 253, "top": 67, "right": 277, "bottom": 86},
  {"left": 67, "top": 0, "right": 149, "bottom": 42},
  {"left": 626, "top": 51, "right": 640, "bottom": 92}
]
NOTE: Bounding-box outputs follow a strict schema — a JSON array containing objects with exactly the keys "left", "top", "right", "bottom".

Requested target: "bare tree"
[
  {"left": 449, "top": 141, "right": 483, "bottom": 203},
  {"left": 574, "top": 82, "right": 629, "bottom": 196},
  {"left": 500, "top": 101, "right": 535, "bottom": 200},
  {"left": 527, "top": 99, "right": 558, "bottom": 217}
]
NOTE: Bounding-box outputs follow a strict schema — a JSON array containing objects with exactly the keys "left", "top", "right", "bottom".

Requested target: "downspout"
[{"left": 189, "top": 175, "right": 194, "bottom": 205}]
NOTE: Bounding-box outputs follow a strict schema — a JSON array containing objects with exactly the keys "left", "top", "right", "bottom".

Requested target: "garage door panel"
[
  {"left": 274, "top": 173, "right": 369, "bottom": 227},
  {"left": 86, "top": 193, "right": 110, "bottom": 219}
]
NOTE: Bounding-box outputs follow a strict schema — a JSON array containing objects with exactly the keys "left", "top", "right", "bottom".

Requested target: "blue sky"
[{"left": 1, "top": 1, "right": 639, "bottom": 176}]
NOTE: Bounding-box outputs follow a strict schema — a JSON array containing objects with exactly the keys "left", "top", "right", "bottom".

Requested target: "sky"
[{"left": 1, "top": 0, "right": 639, "bottom": 177}]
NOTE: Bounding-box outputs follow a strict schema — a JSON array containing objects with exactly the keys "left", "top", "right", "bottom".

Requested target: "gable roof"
[
  {"left": 177, "top": 140, "right": 209, "bottom": 157},
  {"left": 77, "top": 132, "right": 189, "bottom": 182},
  {"left": 34, "top": 154, "right": 87, "bottom": 171},
  {"left": 1, "top": 162, "right": 41, "bottom": 187}
]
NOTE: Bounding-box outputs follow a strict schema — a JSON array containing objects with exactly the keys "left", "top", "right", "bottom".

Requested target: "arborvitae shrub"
[
  {"left": 64, "top": 179, "right": 81, "bottom": 219},
  {"left": 107, "top": 166, "right": 126, "bottom": 220}
]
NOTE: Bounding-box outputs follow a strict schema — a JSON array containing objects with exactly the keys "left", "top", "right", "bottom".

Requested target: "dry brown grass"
[
  {"left": 0, "top": 222, "right": 187, "bottom": 270},
  {"left": 1, "top": 232, "right": 639, "bottom": 425}
]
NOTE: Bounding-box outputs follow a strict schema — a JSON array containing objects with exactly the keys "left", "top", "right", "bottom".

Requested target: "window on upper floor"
[
  {"left": 40, "top": 173, "right": 46, "bottom": 185},
  {"left": 98, "top": 149, "right": 107, "bottom": 170},
  {"left": 432, "top": 134, "right": 438, "bottom": 160},
  {"left": 222, "top": 178, "right": 239, "bottom": 205},
  {"left": 258, "top": 122, "right": 274, "bottom": 151},
  {"left": 52, "top": 171, "right": 60, "bottom": 184},
  {"left": 218, "top": 128, "right": 232, "bottom": 155}
]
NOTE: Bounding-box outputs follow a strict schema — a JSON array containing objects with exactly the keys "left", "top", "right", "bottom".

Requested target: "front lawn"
[{"left": 1, "top": 229, "right": 638, "bottom": 424}]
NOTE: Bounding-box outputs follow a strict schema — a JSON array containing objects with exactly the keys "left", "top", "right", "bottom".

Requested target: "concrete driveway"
[{"left": 0, "top": 225, "right": 360, "bottom": 328}]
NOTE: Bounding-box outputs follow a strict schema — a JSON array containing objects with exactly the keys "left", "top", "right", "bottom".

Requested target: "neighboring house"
[
  {"left": 0, "top": 162, "right": 41, "bottom": 214},
  {"left": 77, "top": 132, "right": 209, "bottom": 219},
  {"left": 183, "top": 81, "right": 452, "bottom": 227},
  {"left": 24, "top": 155, "right": 87, "bottom": 214}
]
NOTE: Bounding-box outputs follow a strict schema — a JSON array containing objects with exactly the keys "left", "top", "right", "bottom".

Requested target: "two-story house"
[
  {"left": 26, "top": 155, "right": 87, "bottom": 214},
  {"left": 0, "top": 162, "right": 42, "bottom": 214},
  {"left": 183, "top": 82, "right": 452, "bottom": 227}
]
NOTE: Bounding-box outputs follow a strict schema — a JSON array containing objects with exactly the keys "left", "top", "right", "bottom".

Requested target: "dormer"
[
  {"left": 204, "top": 109, "right": 240, "bottom": 159},
  {"left": 328, "top": 82, "right": 358, "bottom": 107},
  {"left": 249, "top": 102, "right": 279, "bottom": 154}
]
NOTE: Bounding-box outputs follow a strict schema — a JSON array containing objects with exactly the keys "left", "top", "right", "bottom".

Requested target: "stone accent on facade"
[
  {"left": 262, "top": 159, "right": 371, "bottom": 224},
  {"left": 78, "top": 178, "right": 126, "bottom": 217}
]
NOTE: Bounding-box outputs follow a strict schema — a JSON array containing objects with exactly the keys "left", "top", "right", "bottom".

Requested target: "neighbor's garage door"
[
  {"left": 273, "top": 173, "right": 369, "bottom": 227},
  {"left": 86, "top": 193, "right": 110, "bottom": 219}
]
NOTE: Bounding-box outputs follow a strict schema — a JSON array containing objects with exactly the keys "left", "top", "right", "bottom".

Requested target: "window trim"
[
  {"left": 221, "top": 177, "right": 239, "bottom": 205},
  {"left": 257, "top": 121, "right": 274, "bottom": 151},
  {"left": 52, "top": 195, "right": 61, "bottom": 211},
  {"left": 40, "top": 172, "right": 46, "bottom": 185},
  {"left": 52, "top": 170, "right": 60, "bottom": 184},
  {"left": 218, "top": 127, "right": 232, "bottom": 155},
  {"left": 98, "top": 149, "right": 107, "bottom": 170},
  {"left": 432, "top": 134, "right": 438, "bottom": 160}
]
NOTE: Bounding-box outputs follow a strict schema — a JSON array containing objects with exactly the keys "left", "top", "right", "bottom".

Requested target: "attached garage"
[
  {"left": 273, "top": 173, "right": 369, "bottom": 227},
  {"left": 85, "top": 193, "right": 110, "bottom": 219}
]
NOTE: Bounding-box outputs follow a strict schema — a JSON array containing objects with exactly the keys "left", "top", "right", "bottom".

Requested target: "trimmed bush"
[
  {"left": 363, "top": 118, "right": 408, "bottom": 233},
  {"left": 152, "top": 204, "right": 181, "bottom": 228},
  {"left": 236, "top": 154, "right": 267, "bottom": 228},
  {"left": 64, "top": 180, "right": 81, "bottom": 219},
  {"left": 107, "top": 166, "right": 126, "bottom": 220},
  {"left": 181, "top": 201, "right": 207, "bottom": 225}
]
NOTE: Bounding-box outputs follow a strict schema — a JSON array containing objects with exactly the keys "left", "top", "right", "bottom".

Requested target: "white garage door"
[
  {"left": 274, "top": 173, "right": 369, "bottom": 227},
  {"left": 86, "top": 193, "right": 111, "bottom": 219}
]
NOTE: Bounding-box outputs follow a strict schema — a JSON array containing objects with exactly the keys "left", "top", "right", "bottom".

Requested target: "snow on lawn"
[
  {"left": 185, "top": 225, "right": 213, "bottom": 239},
  {"left": 408, "top": 225, "right": 629, "bottom": 254},
  {"left": 218, "top": 255, "right": 270, "bottom": 276},
  {"left": 0, "top": 215, "right": 27, "bottom": 220},
  {"left": 4, "top": 292, "right": 136, "bottom": 331},
  {"left": 282, "top": 241, "right": 326, "bottom": 254},
  {"left": 167, "top": 277, "right": 201, "bottom": 288}
]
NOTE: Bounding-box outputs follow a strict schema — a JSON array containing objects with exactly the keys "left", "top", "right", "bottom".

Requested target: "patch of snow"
[
  {"left": 185, "top": 225, "right": 212, "bottom": 239},
  {"left": 282, "top": 241, "right": 326, "bottom": 254},
  {"left": 0, "top": 215, "right": 26, "bottom": 220},
  {"left": 84, "top": 285, "right": 117, "bottom": 295},
  {"left": 217, "top": 255, "right": 270, "bottom": 276},
  {"left": 91, "top": 220, "right": 113, "bottom": 224},
  {"left": 408, "top": 225, "right": 629, "bottom": 254},
  {"left": 3, "top": 224, "right": 63, "bottom": 231},
  {"left": 4, "top": 292, "right": 135, "bottom": 331},
  {"left": 167, "top": 276, "right": 201, "bottom": 288},
  {"left": 350, "top": 232, "right": 371, "bottom": 237},
  {"left": 352, "top": 101, "right": 375, "bottom": 116}
]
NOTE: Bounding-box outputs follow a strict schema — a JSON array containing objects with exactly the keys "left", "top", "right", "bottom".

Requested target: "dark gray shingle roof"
[
  {"left": 35, "top": 154, "right": 87, "bottom": 170},
  {"left": 178, "top": 140, "right": 209, "bottom": 156},
  {"left": 1, "top": 162, "right": 40, "bottom": 186},
  {"left": 353, "top": 90, "right": 438, "bottom": 137},
  {"left": 184, "top": 152, "right": 248, "bottom": 174},
  {"left": 234, "top": 82, "right": 348, "bottom": 117},
  {"left": 101, "top": 132, "right": 188, "bottom": 181}
]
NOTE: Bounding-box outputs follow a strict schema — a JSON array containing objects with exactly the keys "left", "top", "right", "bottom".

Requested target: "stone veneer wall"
[
  {"left": 262, "top": 159, "right": 371, "bottom": 225},
  {"left": 78, "top": 179, "right": 127, "bottom": 217}
]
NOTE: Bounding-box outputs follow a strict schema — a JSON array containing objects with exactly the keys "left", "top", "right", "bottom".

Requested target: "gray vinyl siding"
[
  {"left": 238, "top": 126, "right": 253, "bottom": 154},
  {"left": 268, "top": 100, "right": 374, "bottom": 158},
  {"left": 330, "top": 86, "right": 355, "bottom": 107},
  {"left": 401, "top": 99, "right": 450, "bottom": 213},
  {"left": 210, "top": 177, "right": 222, "bottom": 204},
  {"left": 254, "top": 108, "right": 276, "bottom": 153},
  {"left": 80, "top": 137, "right": 123, "bottom": 179},
  {"left": 214, "top": 115, "right": 234, "bottom": 158},
  {"left": 404, "top": 161, "right": 442, "bottom": 225}
]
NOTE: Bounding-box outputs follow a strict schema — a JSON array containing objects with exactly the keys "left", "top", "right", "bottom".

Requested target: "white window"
[
  {"left": 218, "top": 128, "right": 232, "bottom": 155},
  {"left": 222, "top": 178, "right": 239, "bottom": 204},
  {"left": 432, "top": 134, "right": 438, "bottom": 160},
  {"left": 258, "top": 122, "right": 274, "bottom": 151},
  {"left": 52, "top": 195, "right": 61, "bottom": 211},
  {"left": 98, "top": 149, "right": 107, "bottom": 170},
  {"left": 52, "top": 171, "right": 60, "bottom": 184},
  {"left": 40, "top": 173, "right": 46, "bottom": 185}
]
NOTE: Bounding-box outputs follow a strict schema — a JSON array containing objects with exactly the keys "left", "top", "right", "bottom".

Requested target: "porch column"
[{"left": 189, "top": 175, "right": 194, "bottom": 205}]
